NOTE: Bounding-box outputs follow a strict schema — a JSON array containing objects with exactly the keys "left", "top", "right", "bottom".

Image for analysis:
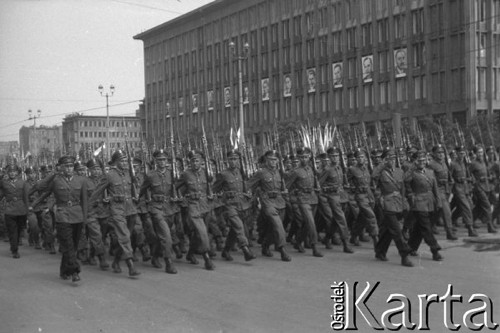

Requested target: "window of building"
[
  {"left": 282, "top": 19, "right": 290, "bottom": 40},
  {"left": 295, "top": 43, "right": 302, "bottom": 64},
  {"left": 346, "top": 28, "right": 356, "bottom": 50},
  {"left": 296, "top": 96, "right": 303, "bottom": 117},
  {"left": 80, "top": 132, "right": 83, "bottom": 137},
  {"left": 284, "top": 98, "right": 291, "bottom": 118},
  {"left": 364, "top": 85, "right": 373, "bottom": 107},
  {"left": 272, "top": 50, "right": 279, "bottom": 70},
  {"left": 308, "top": 94, "right": 315, "bottom": 114},
  {"left": 296, "top": 69, "right": 303, "bottom": 89},
  {"left": 294, "top": 15, "right": 301, "bottom": 37},
  {"left": 477, "top": 67, "right": 487, "bottom": 99},
  {"left": 320, "top": 92, "right": 328, "bottom": 112},
  {"left": 334, "top": 89, "right": 342, "bottom": 111},
  {"left": 319, "top": 6, "right": 328, "bottom": 29},
  {"left": 394, "top": 15, "right": 407, "bottom": 39},
  {"left": 348, "top": 87, "right": 358, "bottom": 109},
  {"left": 378, "top": 50, "right": 387, "bottom": 73},
  {"left": 362, "top": 23, "right": 372, "bottom": 47},
  {"left": 306, "top": 39, "right": 315, "bottom": 62},
  {"left": 332, "top": 31, "right": 342, "bottom": 54},
  {"left": 415, "top": 76, "right": 422, "bottom": 100},
  {"left": 283, "top": 46, "right": 291, "bottom": 67},
  {"left": 320, "top": 64, "right": 328, "bottom": 85},
  {"left": 271, "top": 24, "right": 278, "bottom": 44},
  {"left": 261, "top": 27, "right": 268, "bottom": 49},
  {"left": 380, "top": 81, "right": 388, "bottom": 104},
  {"left": 378, "top": 19, "right": 388, "bottom": 43},
  {"left": 396, "top": 78, "right": 407, "bottom": 102},
  {"left": 319, "top": 36, "right": 327, "bottom": 58}
]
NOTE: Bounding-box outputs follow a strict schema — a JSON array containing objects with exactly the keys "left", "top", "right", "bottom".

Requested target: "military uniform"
[
  {"left": 0, "top": 165, "right": 29, "bottom": 258},
  {"left": 29, "top": 170, "right": 56, "bottom": 253},
  {"left": 372, "top": 149, "right": 413, "bottom": 266},
  {"left": 404, "top": 152, "right": 443, "bottom": 260},
  {"left": 140, "top": 151, "right": 179, "bottom": 274},
  {"left": 248, "top": 150, "right": 291, "bottom": 261},
  {"left": 213, "top": 150, "right": 256, "bottom": 262},
  {"left": 469, "top": 151, "right": 496, "bottom": 233}
]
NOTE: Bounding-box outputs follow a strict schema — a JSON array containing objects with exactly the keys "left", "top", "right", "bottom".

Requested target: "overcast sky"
[{"left": 0, "top": 0, "right": 214, "bottom": 142}]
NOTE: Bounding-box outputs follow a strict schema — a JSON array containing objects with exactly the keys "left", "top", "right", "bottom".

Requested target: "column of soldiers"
[{"left": 0, "top": 130, "right": 498, "bottom": 283}]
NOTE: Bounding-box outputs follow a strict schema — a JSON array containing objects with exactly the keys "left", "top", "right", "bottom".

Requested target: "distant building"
[
  {"left": 61, "top": 113, "right": 143, "bottom": 160},
  {"left": 0, "top": 141, "right": 19, "bottom": 162},
  {"left": 19, "top": 125, "right": 62, "bottom": 161},
  {"left": 134, "top": 0, "right": 500, "bottom": 146}
]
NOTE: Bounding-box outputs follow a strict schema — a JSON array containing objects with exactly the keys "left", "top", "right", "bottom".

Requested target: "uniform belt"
[
  {"left": 57, "top": 200, "right": 80, "bottom": 207},
  {"left": 264, "top": 191, "right": 281, "bottom": 199},
  {"left": 322, "top": 186, "right": 339, "bottom": 194},
  {"left": 186, "top": 192, "right": 205, "bottom": 200},
  {"left": 383, "top": 191, "right": 400, "bottom": 197},
  {"left": 7, "top": 196, "right": 19, "bottom": 202},
  {"left": 152, "top": 194, "right": 171, "bottom": 202}
]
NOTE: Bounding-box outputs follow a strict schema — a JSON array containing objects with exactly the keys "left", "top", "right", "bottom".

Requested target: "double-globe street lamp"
[
  {"left": 28, "top": 109, "right": 41, "bottom": 162},
  {"left": 98, "top": 84, "right": 115, "bottom": 160},
  {"left": 229, "top": 41, "right": 249, "bottom": 145}
]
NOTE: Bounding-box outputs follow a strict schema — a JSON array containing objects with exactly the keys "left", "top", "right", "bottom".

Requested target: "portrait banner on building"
[
  {"left": 243, "top": 85, "right": 249, "bottom": 104},
  {"left": 394, "top": 48, "right": 407, "bottom": 78},
  {"left": 192, "top": 93, "right": 198, "bottom": 114},
  {"left": 283, "top": 73, "right": 292, "bottom": 97},
  {"left": 307, "top": 68, "right": 316, "bottom": 93},
  {"left": 224, "top": 87, "right": 231, "bottom": 108},
  {"left": 362, "top": 55, "right": 374, "bottom": 83},
  {"left": 207, "top": 90, "right": 214, "bottom": 110},
  {"left": 261, "top": 78, "right": 270, "bottom": 101},
  {"left": 332, "top": 62, "right": 343, "bottom": 88}
]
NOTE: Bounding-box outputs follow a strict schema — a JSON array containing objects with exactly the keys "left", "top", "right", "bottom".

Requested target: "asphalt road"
[{"left": 1, "top": 226, "right": 499, "bottom": 333}]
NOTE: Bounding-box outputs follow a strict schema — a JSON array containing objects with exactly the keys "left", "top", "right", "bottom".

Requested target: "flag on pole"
[{"left": 93, "top": 141, "right": 105, "bottom": 157}]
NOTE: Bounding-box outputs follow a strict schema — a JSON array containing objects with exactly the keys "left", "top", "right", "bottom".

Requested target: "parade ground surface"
[{"left": 1, "top": 227, "right": 499, "bottom": 333}]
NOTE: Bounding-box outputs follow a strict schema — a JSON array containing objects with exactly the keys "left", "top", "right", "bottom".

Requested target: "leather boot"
[
  {"left": 71, "top": 272, "right": 81, "bottom": 282},
  {"left": 261, "top": 245, "right": 273, "bottom": 257},
  {"left": 88, "top": 255, "right": 97, "bottom": 266},
  {"left": 202, "top": 252, "right": 215, "bottom": 271},
  {"left": 279, "top": 247, "right": 291, "bottom": 262},
  {"left": 432, "top": 250, "right": 443, "bottom": 261},
  {"left": 140, "top": 245, "right": 151, "bottom": 262},
  {"left": 487, "top": 222, "right": 498, "bottom": 234},
  {"left": 126, "top": 258, "right": 141, "bottom": 277},
  {"left": 293, "top": 242, "right": 305, "bottom": 253},
  {"left": 98, "top": 255, "right": 109, "bottom": 270},
  {"left": 49, "top": 243, "right": 56, "bottom": 255},
  {"left": 151, "top": 256, "right": 163, "bottom": 268},
  {"left": 215, "top": 237, "right": 224, "bottom": 251},
  {"left": 186, "top": 250, "right": 199, "bottom": 265},
  {"left": 241, "top": 246, "right": 256, "bottom": 261},
  {"left": 221, "top": 248, "right": 234, "bottom": 261},
  {"left": 371, "top": 235, "right": 379, "bottom": 247},
  {"left": 323, "top": 238, "right": 333, "bottom": 249},
  {"left": 467, "top": 226, "right": 478, "bottom": 237},
  {"left": 331, "top": 233, "right": 342, "bottom": 246},
  {"left": 349, "top": 236, "right": 360, "bottom": 246},
  {"left": 111, "top": 256, "right": 122, "bottom": 273},
  {"left": 312, "top": 244, "right": 323, "bottom": 257},
  {"left": 375, "top": 252, "right": 388, "bottom": 261},
  {"left": 359, "top": 233, "right": 370, "bottom": 242},
  {"left": 342, "top": 239, "right": 354, "bottom": 254},
  {"left": 401, "top": 255, "right": 414, "bottom": 267},
  {"left": 164, "top": 258, "right": 177, "bottom": 274},
  {"left": 173, "top": 244, "right": 183, "bottom": 259},
  {"left": 446, "top": 231, "right": 458, "bottom": 240}
]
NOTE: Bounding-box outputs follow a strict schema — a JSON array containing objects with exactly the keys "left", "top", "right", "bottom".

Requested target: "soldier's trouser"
[
  {"left": 27, "top": 212, "right": 40, "bottom": 245},
  {"left": 186, "top": 209, "right": 210, "bottom": 254},
  {"left": 223, "top": 206, "right": 249, "bottom": 249},
  {"left": 261, "top": 205, "right": 286, "bottom": 249},
  {"left": 296, "top": 203, "right": 318, "bottom": 246},
  {"left": 376, "top": 212, "right": 411, "bottom": 257},
  {"left": 352, "top": 198, "right": 379, "bottom": 237},
  {"left": 126, "top": 214, "right": 145, "bottom": 251},
  {"left": 435, "top": 192, "right": 454, "bottom": 234},
  {"left": 149, "top": 208, "right": 174, "bottom": 259},
  {"left": 453, "top": 189, "right": 473, "bottom": 227},
  {"left": 5, "top": 215, "right": 26, "bottom": 254},
  {"left": 85, "top": 217, "right": 105, "bottom": 256},
  {"left": 139, "top": 212, "right": 156, "bottom": 249},
  {"left": 322, "top": 195, "right": 350, "bottom": 240},
  {"left": 408, "top": 211, "right": 441, "bottom": 253},
  {"left": 346, "top": 200, "right": 359, "bottom": 231},
  {"left": 108, "top": 214, "right": 134, "bottom": 260},
  {"left": 472, "top": 188, "right": 492, "bottom": 226},
  {"left": 56, "top": 222, "right": 82, "bottom": 276},
  {"left": 36, "top": 210, "right": 55, "bottom": 246},
  {"left": 99, "top": 217, "right": 111, "bottom": 243}
]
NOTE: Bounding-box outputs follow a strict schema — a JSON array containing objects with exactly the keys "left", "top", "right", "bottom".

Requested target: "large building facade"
[
  {"left": 19, "top": 125, "right": 63, "bottom": 161},
  {"left": 135, "top": 0, "right": 500, "bottom": 145},
  {"left": 62, "top": 114, "right": 143, "bottom": 159}
]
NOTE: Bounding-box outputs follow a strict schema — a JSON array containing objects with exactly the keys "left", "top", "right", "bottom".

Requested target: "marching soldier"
[
  {"left": 404, "top": 150, "right": 443, "bottom": 261},
  {"left": 449, "top": 146, "right": 478, "bottom": 237},
  {"left": 30, "top": 155, "right": 88, "bottom": 282},
  {"left": 317, "top": 147, "right": 353, "bottom": 253},
  {"left": 176, "top": 150, "right": 215, "bottom": 270},
  {"left": 89, "top": 150, "right": 141, "bottom": 278},
  {"left": 372, "top": 148, "right": 413, "bottom": 267},
  {"left": 0, "top": 163, "right": 29, "bottom": 259},
  {"left": 25, "top": 167, "right": 42, "bottom": 249},
  {"left": 213, "top": 149, "right": 256, "bottom": 262},
  {"left": 427, "top": 144, "right": 458, "bottom": 240},
  {"left": 469, "top": 145, "right": 497, "bottom": 233},
  {"left": 285, "top": 147, "right": 323, "bottom": 257},
  {"left": 139, "top": 150, "right": 179, "bottom": 274},
  {"left": 248, "top": 150, "right": 291, "bottom": 262},
  {"left": 347, "top": 149, "right": 379, "bottom": 247}
]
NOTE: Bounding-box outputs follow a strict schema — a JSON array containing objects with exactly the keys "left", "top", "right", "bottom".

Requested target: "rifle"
[
  {"left": 273, "top": 123, "right": 286, "bottom": 192},
  {"left": 201, "top": 121, "right": 214, "bottom": 198},
  {"left": 124, "top": 131, "right": 138, "bottom": 200},
  {"left": 169, "top": 115, "right": 180, "bottom": 200},
  {"left": 361, "top": 122, "right": 374, "bottom": 174}
]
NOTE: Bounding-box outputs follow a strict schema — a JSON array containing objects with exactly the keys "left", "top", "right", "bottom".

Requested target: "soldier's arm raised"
[
  {"left": 89, "top": 174, "right": 109, "bottom": 206},
  {"left": 80, "top": 178, "right": 88, "bottom": 222}
]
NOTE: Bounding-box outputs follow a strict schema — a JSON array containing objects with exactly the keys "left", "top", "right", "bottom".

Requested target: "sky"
[{"left": 0, "top": 0, "right": 214, "bottom": 142}]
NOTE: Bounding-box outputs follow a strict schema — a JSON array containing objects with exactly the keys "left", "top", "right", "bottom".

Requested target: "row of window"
[
  {"left": 78, "top": 120, "right": 140, "bottom": 128},
  {"left": 79, "top": 131, "right": 141, "bottom": 138}
]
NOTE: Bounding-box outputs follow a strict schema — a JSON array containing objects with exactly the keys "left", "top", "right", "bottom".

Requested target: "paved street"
[{"left": 1, "top": 226, "right": 499, "bottom": 333}]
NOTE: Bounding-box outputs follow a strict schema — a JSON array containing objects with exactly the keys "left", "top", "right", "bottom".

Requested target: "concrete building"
[
  {"left": 19, "top": 125, "right": 62, "bottom": 161},
  {"left": 0, "top": 141, "right": 19, "bottom": 162},
  {"left": 134, "top": 0, "right": 500, "bottom": 145},
  {"left": 62, "top": 113, "right": 143, "bottom": 160}
]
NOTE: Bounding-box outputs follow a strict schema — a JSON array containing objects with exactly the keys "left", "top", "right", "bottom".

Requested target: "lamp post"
[
  {"left": 98, "top": 84, "right": 115, "bottom": 160},
  {"left": 229, "top": 41, "right": 249, "bottom": 144},
  {"left": 28, "top": 109, "right": 41, "bottom": 162}
]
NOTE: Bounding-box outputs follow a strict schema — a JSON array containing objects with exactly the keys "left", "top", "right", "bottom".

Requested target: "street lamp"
[
  {"left": 28, "top": 109, "right": 41, "bottom": 161},
  {"left": 229, "top": 40, "right": 249, "bottom": 144},
  {"left": 98, "top": 84, "right": 115, "bottom": 160}
]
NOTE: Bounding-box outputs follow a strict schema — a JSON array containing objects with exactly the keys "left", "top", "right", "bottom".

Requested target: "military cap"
[
  {"left": 187, "top": 150, "right": 203, "bottom": 160},
  {"left": 110, "top": 150, "right": 127, "bottom": 163},
  {"left": 327, "top": 147, "right": 340, "bottom": 155},
  {"left": 381, "top": 147, "right": 396, "bottom": 159},
  {"left": 153, "top": 149, "right": 168, "bottom": 159},
  {"left": 264, "top": 150, "right": 280, "bottom": 159},
  {"left": 432, "top": 144, "right": 445, "bottom": 153},
  {"left": 354, "top": 148, "right": 366, "bottom": 158},
  {"left": 296, "top": 147, "right": 312, "bottom": 156},
  {"left": 455, "top": 145, "right": 466, "bottom": 152},
  {"left": 318, "top": 152, "right": 328, "bottom": 159},
  {"left": 58, "top": 155, "right": 76, "bottom": 166},
  {"left": 371, "top": 149, "right": 383, "bottom": 157},
  {"left": 290, "top": 154, "right": 299, "bottom": 161},
  {"left": 258, "top": 155, "right": 266, "bottom": 164},
  {"left": 132, "top": 157, "right": 142, "bottom": 165},
  {"left": 86, "top": 159, "right": 101, "bottom": 169},
  {"left": 346, "top": 151, "right": 355, "bottom": 159},
  {"left": 226, "top": 149, "right": 240, "bottom": 158},
  {"left": 5, "top": 164, "right": 21, "bottom": 173},
  {"left": 24, "top": 166, "right": 35, "bottom": 174},
  {"left": 486, "top": 145, "right": 495, "bottom": 153},
  {"left": 406, "top": 146, "right": 418, "bottom": 154},
  {"left": 416, "top": 150, "right": 427, "bottom": 159},
  {"left": 472, "top": 145, "right": 484, "bottom": 153},
  {"left": 73, "top": 161, "right": 86, "bottom": 171}
]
